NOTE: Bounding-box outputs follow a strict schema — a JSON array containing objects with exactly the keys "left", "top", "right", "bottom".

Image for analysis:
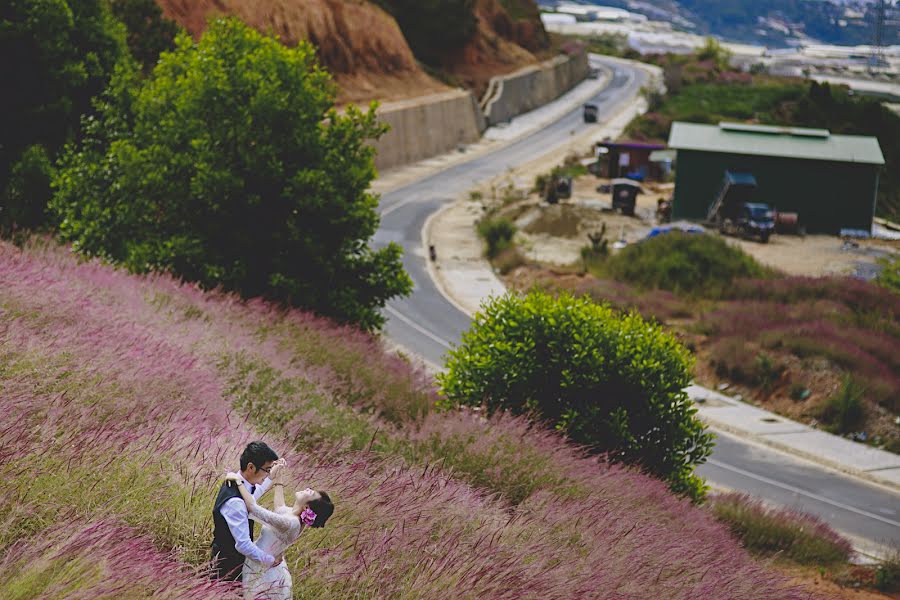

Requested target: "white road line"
[
  {"left": 707, "top": 458, "right": 900, "bottom": 528},
  {"left": 381, "top": 194, "right": 426, "bottom": 218},
  {"left": 385, "top": 304, "right": 452, "bottom": 349}
]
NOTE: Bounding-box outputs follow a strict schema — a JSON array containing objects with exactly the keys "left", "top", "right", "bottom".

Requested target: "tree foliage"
[
  {"left": 51, "top": 17, "right": 411, "bottom": 331},
  {"left": 0, "top": 0, "right": 129, "bottom": 232},
  {"left": 375, "top": 0, "right": 477, "bottom": 65},
  {"left": 438, "top": 290, "right": 714, "bottom": 501},
  {"left": 107, "top": 0, "right": 179, "bottom": 72}
]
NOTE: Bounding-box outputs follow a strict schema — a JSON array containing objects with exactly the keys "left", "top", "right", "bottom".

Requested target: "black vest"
[{"left": 210, "top": 481, "right": 255, "bottom": 581}]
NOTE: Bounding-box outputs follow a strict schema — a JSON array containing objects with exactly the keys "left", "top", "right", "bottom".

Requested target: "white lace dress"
[{"left": 242, "top": 505, "right": 303, "bottom": 600}]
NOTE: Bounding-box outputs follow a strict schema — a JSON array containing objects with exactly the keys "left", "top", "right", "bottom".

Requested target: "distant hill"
[{"left": 589, "top": 0, "right": 897, "bottom": 47}]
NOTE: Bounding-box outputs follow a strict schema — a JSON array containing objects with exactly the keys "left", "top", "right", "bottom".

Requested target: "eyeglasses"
[{"left": 256, "top": 465, "right": 272, "bottom": 474}]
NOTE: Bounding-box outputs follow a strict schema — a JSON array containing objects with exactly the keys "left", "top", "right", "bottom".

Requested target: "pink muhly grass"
[
  {"left": 0, "top": 519, "right": 238, "bottom": 599},
  {"left": 0, "top": 239, "right": 811, "bottom": 598},
  {"left": 728, "top": 276, "right": 900, "bottom": 321},
  {"left": 710, "top": 493, "right": 853, "bottom": 565}
]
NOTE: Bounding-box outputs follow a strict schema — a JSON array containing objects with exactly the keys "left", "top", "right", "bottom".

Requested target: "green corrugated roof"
[{"left": 668, "top": 121, "right": 885, "bottom": 165}]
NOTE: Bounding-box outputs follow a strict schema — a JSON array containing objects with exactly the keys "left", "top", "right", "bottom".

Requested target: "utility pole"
[{"left": 869, "top": 0, "right": 887, "bottom": 70}]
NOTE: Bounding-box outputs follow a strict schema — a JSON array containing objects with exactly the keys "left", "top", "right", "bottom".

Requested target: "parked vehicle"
[
  {"left": 583, "top": 103, "right": 598, "bottom": 123},
  {"left": 707, "top": 171, "right": 774, "bottom": 243},
  {"left": 611, "top": 178, "right": 641, "bottom": 216},
  {"left": 719, "top": 201, "right": 775, "bottom": 242},
  {"left": 543, "top": 175, "right": 572, "bottom": 204}
]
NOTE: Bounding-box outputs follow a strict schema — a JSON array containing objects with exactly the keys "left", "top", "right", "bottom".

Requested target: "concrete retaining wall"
[
  {"left": 481, "top": 52, "right": 589, "bottom": 126},
  {"left": 369, "top": 52, "right": 589, "bottom": 171},
  {"left": 372, "top": 89, "right": 486, "bottom": 171}
]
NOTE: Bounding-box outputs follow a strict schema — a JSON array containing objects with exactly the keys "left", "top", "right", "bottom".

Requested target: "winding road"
[{"left": 374, "top": 57, "right": 900, "bottom": 551}]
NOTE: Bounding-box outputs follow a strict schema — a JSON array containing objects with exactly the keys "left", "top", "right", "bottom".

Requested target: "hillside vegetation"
[
  {"left": 512, "top": 233, "right": 900, "bottom": 454},
  {"left": 0, "top": 238, "right": 811, "bottom": 598}
]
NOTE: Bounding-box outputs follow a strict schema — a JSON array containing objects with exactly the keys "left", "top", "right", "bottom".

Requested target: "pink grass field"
[{"left": 0, "top": 239, "right": 818, "bottom": 599}]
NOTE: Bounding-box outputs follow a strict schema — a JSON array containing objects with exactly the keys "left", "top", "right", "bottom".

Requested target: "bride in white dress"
[{"left": 225, "top": 463, "right": 334, "bottom": 600}]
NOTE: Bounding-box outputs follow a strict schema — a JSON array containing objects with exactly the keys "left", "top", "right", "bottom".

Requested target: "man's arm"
[{"left": 220, "top": 496, "right": 275, "bottom": 566}]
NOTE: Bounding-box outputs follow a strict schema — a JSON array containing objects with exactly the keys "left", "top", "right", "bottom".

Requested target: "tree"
[
  {"left": 375, "top": 0, "right": 477, "bottom": 66},
  {"left": 438, "top": 291, "right": 714, "bottom": 500},
  {"left": 697, "top": 37, "right": 732, "bottom": 72},
  {"left": 107, "top": 0, "right": 179, "bottom": 72},
  {"left": 0, "top": 0, "right": 130, "bottom": 233},
  {"left": 52, "top": 18, "right": 411, "bottom": 331}
]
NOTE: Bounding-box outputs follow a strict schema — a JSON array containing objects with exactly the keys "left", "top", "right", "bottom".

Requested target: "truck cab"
[
  {"left": 720, "top": 201, "right": 775, "bottom": 242},
  {"left": 708, "top": 171, "right": 774, "bottom": 243},
  {"left": 583, "top": 103, "right": 598, "bottom": 123}
]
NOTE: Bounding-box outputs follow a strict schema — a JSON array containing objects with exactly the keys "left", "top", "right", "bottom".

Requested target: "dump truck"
[{"left": 707, "top": 171, "right": 774, "bottom": 243}]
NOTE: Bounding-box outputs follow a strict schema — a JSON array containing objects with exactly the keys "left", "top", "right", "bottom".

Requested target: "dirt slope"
[
  {"left": 158, "top": 0, "right": 449, "bottom": 104},
  {"left": 157, "top": 0, "right": 549, "bottom": 104}
]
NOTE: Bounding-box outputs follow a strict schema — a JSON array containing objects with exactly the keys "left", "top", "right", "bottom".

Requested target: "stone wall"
[
  {"left": 372, "top": 89, "right": 486, "bottom": 171},
  {"left": 481, "top": 52, "right": 589, "bottom": 126}
]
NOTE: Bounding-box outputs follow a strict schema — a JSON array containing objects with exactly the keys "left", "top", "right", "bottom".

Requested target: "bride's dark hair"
[{"left": 308, "top": 492, "right": 334, "bottom": 528}]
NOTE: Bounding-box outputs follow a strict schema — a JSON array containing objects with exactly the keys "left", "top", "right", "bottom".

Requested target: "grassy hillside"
[{"left": 0, "top": 238, "right": 808, "bottom": 598}]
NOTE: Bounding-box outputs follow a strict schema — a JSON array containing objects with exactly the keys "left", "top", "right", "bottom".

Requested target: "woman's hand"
[
  {"left": 269, "top": 458, "right": 287, "bottom": 484},
  {"left": 224, "top": 473, "right": 241, "bottom": 486}
]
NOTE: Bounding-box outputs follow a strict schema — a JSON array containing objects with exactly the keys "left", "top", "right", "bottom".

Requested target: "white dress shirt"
[{"left": 220, "top": 472, "right": 274, "bottom": 566}]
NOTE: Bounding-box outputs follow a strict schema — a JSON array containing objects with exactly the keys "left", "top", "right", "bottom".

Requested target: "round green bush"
[{"left": 438, "top": 290, "right": 714, "bottom": 500}]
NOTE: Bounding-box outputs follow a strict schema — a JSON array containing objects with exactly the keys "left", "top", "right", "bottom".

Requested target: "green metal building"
[{"left": 668, "top": 122, "right": 885, "bottom": 234}]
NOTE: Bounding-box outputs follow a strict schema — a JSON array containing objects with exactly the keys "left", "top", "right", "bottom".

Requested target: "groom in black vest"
[{"left": 211, "top": 441, "right": 280, "bottom": 581}]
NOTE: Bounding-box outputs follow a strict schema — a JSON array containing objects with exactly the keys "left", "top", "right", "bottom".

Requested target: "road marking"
[
  {"left": 707, "top": 458, "right": 900, "bottom": 528},
  {"left": 385, "top": 304, "right": 452, "bottom": 349},
  {"left": 381, "top": 192, "right": 439, "bottom": 218}
]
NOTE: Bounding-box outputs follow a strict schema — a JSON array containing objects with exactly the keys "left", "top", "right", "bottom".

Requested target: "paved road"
[{"left": 374, "top": 57, "right": 900, "bottom": 550}]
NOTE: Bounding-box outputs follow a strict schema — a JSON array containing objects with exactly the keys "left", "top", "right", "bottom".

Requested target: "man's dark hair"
[
  {"left": 308, "top": 492, "right": 334, "bottom": 528},
  {"left": 239, "top": 441, "right": 278, "bottom": 471}
]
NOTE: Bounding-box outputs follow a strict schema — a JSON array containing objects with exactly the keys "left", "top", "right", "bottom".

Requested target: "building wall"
[
  {"left": 672, "top": 150, "right": 880, "bottom": 233},
  {"left": 371, "top": 89, "right": 486, "bottom": 171}
]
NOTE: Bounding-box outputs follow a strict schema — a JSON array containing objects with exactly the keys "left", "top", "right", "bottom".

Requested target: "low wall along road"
[
  {"left": 371, "top": 52, "right": 589, "bottom": 171},
  {"left": 481, "top": 52, "right": 590, "bottom": 126}
]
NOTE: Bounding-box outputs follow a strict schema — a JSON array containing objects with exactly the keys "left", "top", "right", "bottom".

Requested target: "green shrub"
[
  {"left": 875, "top": 548, "right": 900, "bottom": 592},
  {"left": 710, "top": 493, "right": 852, "bottom": 565},
  {"left": 876, "top": 255, "right": 900, "bottom": 295},
  {"left": 493, "top": 246, "right": 526, "bottom": 275},
  {"left": 51, "top": 18, "right": 410, "bottom": 331},
  {"left": 818, "top": 377, "right": 866, "bottom": 434},
  {"left": 438, "top": 290, "right": 714, "bottom": 501},
  {"left": 753, "top": 353, "right": 782, "bottom": 393},
  {"left": 477, "top": 217, "right": 517, "bottom": 259},
  {"left": 601, "top": 233, "right": 770, "bottom": 296},
  {"left": 2, "top": 145, "right": 54, "bottom": 234}
]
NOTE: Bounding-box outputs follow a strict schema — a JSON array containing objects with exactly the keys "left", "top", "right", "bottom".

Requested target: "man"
[{"left": 211, "top": 440, "right": 281, "bottom": 581}]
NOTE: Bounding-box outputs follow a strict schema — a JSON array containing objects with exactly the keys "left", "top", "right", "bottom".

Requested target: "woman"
[{"left": 224, "top": 460, "right": 334, "bottom": 600}]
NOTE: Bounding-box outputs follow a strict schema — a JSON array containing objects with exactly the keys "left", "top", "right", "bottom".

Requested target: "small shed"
[
  {"left": 596, "top": 140, "right": 667, "bottom": 181},
  {"left": 667, "top": 122, "right": 885, "bottom": 234}
]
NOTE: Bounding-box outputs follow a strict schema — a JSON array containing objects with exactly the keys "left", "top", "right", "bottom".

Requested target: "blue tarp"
[{"left": 645, "top": 224, "right": 706, "bottom": 239}]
